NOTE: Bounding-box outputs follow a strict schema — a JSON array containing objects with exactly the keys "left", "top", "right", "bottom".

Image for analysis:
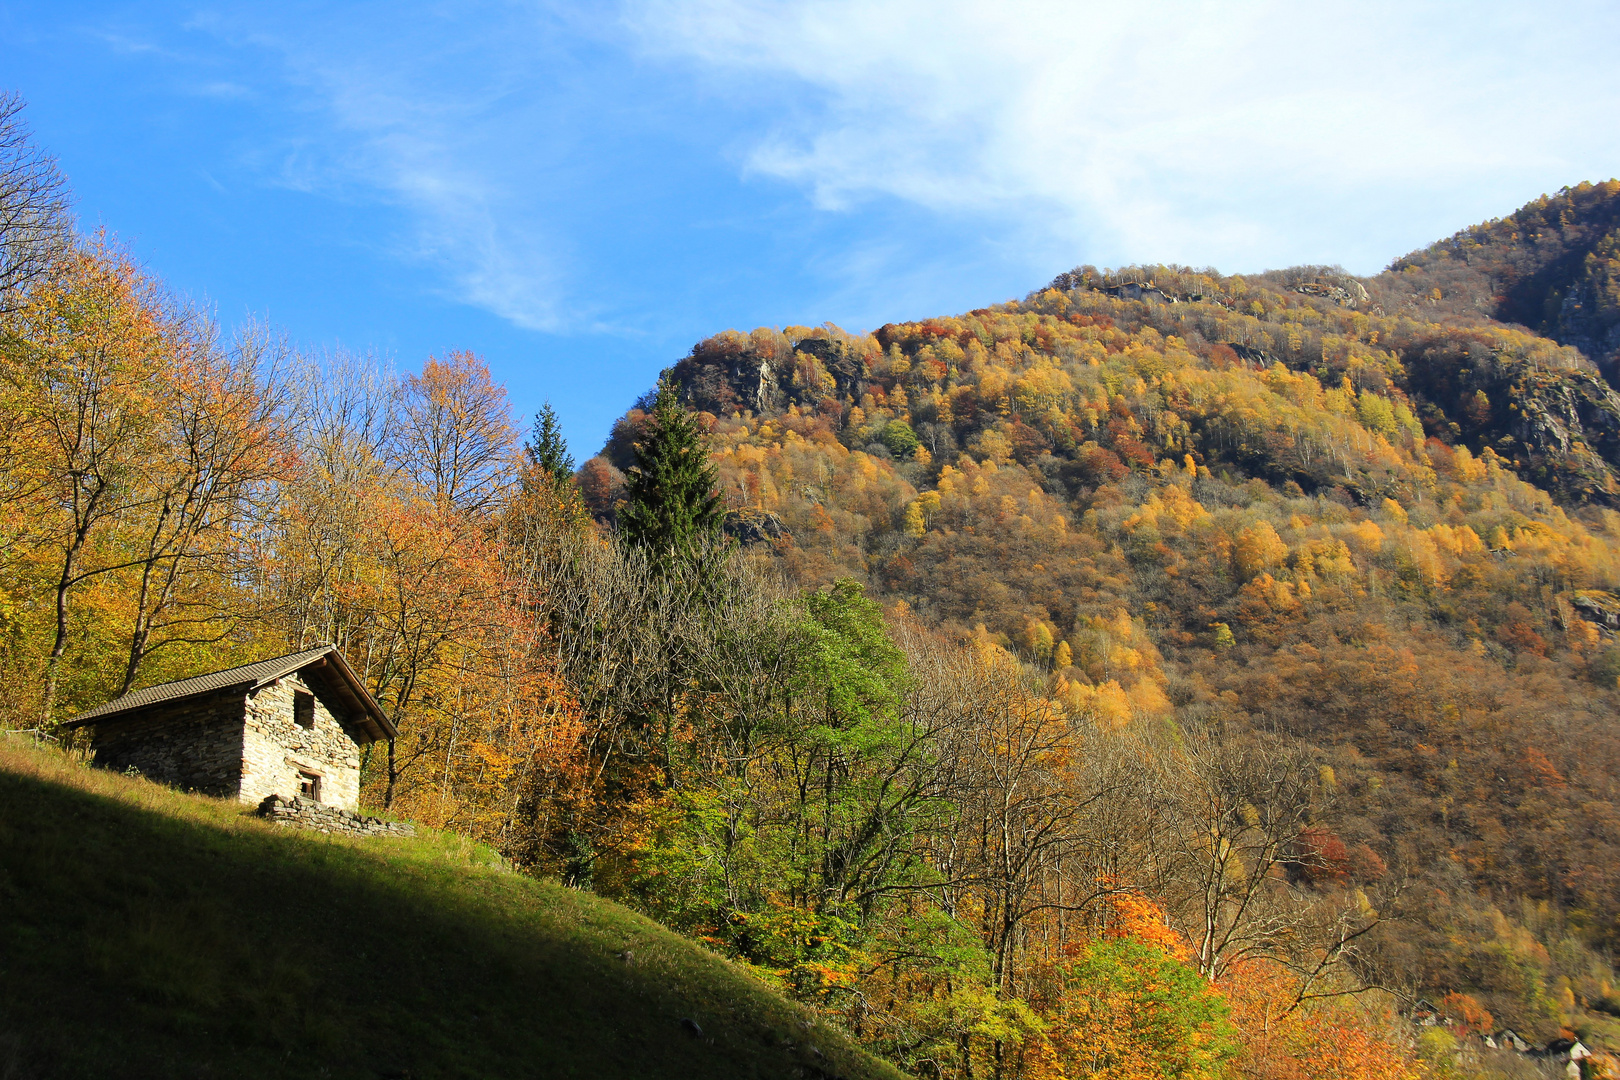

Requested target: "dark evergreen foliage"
[
  {"left": 618, "top": 380, "right": 724, "bottom": 555},
  {"left": 525, "top": 401, "right": 576, "bottom": 483}
]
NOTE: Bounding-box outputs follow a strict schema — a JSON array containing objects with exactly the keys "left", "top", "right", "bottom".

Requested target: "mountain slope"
[
  {"left": 1381, "top": 179, "right": 1620, "bottom": 381},
  {"left": 582, "top": 223, "right": 1620, "bottom": 1039},
  {"left": 0, "top": 737, "right": 901, "bottom": 1080}
]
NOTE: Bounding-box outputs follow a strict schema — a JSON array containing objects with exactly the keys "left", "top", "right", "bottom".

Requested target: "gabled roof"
[{"left": 65, "top": 645, "right": 396, "bottom": 743}]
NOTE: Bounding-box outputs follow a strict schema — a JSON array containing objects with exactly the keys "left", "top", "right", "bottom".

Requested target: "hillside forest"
[{"left": 5, "top": 91, "right": 1620, "bottom": 1079}]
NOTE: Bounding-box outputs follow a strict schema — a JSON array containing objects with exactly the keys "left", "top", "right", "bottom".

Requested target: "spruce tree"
[
  {"left": 524, "top": 401, "right": 575, "bottom": 483},
  {"left": 619, "top": 379, "right": 723, "bottom": 556}
]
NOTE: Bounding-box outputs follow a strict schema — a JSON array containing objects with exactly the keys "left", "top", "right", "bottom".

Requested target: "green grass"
[{"left": 0, "top": 738, "right": 905, "bottom": 1080}]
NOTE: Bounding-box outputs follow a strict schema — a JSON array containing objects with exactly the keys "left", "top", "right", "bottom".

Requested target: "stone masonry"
[
  {"left": 89, "top": 689, "right": 247, "bottom": 798},
  {"left": 257, "top": 794, "right": 415, "bottom": 837},
  {"left": 240, "top": 673, "right": 363, "bottom": 811},
  {"left": 73, "top": 646, "right": 395, "bottom": 820}
]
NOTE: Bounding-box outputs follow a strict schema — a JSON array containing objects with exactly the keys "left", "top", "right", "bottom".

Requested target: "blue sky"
[{"left": 5, "top": 1, "right": 1619, "bottom": 454}]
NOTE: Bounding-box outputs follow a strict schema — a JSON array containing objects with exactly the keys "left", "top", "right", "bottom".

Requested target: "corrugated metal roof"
[{"left": 65, "top": 646, "right": 396, "bottom": 742}]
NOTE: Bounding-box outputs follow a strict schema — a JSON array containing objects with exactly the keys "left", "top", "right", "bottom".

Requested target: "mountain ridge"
[{"left": 575, "top": 185, "right": 1620, "bottom": 1046}]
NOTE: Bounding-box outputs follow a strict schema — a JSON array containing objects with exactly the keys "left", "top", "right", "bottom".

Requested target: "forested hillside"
[
  {"left": 575, "top": 187, "right": 1620, "bottom": 1075},
  {"left": 6, "top": 86, "right": 1620, "bottom": 1078},
  {"left": 1377, "top": 179, "right": 1620, "bottom": 383}
]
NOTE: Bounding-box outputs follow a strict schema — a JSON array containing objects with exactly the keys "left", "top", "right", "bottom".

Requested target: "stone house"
[{"left": 64, "top": 646, "right": 394, "bottom": 812}]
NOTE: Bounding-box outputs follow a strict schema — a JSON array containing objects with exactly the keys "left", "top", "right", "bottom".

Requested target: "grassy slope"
[{"left": 0, "top": 739, "right": 902, "bottom": 1080}]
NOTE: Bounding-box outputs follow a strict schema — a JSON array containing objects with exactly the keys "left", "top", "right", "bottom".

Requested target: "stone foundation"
[{"left": 257, "top": 794, "right": 415, "bottom": 838}]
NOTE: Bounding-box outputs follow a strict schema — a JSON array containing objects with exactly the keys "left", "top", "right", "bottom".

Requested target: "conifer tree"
[
  {"left": 619, "top": 379, "right": 723, "bottom": 556},
  {"left": 524, "top": 401, "right": 575, "bottom": 483}
]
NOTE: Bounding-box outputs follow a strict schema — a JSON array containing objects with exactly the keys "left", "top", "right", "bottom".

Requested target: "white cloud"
[{"left": 625, "top": 0, "right": 1620, "bottom": 274}]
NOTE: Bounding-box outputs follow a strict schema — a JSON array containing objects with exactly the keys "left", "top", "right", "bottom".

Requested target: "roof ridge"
[
  {"left": 122, "top": 644, "right": 334, "bottom": 697},
  {"left": 62, "top": 645, "right": 340, "bottom": 727},
  {"left": 62, "top": 642, "right": 394, "bottom": 743}
]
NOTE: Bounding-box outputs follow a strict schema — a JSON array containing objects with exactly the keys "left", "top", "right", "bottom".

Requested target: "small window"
[
  {"left": 293, "top": 690, "right": 315, "bottom": 730},
  {"left": 297, "top": 770, "right": 322, "bottom": 802}
]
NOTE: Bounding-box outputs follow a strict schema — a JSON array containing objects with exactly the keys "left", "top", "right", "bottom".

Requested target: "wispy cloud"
[
  {"left": 92, "top": 0, "right": 1620, "bottom": 344},
  {"left": 184, "top": 6, "right": 575, "bottom": 331},
  {"left": 625, "top": 0, "right": 1620, "bottom": 273}
]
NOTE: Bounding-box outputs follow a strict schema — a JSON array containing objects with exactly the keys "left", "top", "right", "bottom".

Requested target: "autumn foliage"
[{"left": 8, "top": 114, "right": 1620, "bottom": 1079}]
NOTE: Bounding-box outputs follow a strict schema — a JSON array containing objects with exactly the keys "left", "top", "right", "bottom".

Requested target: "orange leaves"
[
  {"left": 393, "top": 350, "right": 520, "bottom": 515},
  {"left": 1233, "top": 520, "right": 1289, "bottom": 581},
  {"left": 1521, "top": 746, "right": 1568, "bottom": 789},
  {"left": 1220, "top": 961, "right": 1427, "bottom": 1080},
  {"left": 1103, "top": 888, "right": 1191, "bottom": 961},
  {"left": 1436, "top": 991, "right": 1493, "bottom": 1035}
]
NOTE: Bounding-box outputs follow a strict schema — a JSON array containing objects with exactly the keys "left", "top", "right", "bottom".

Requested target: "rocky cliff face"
[
  {"left": 1399, "top": 328, "right": 1620, "bottom": 506},
  {"left": 664, "top": 330, "right": 869, "bottom": 419}
]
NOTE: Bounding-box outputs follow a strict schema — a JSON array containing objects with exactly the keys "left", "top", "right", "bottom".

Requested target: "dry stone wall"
[
  {"left": 240, "top": 673, "right": 363, "bottom": 811},
  {"left": 257, "top": 794, "right": 414, "bottom": 837},
  {"left": 90, "top": 691, "right": 246, "bottom": 798}
]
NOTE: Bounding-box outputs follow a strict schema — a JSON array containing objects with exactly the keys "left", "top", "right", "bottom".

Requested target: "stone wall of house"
[
  {"left": 257, "top": 794, "right": 414, "bottom": 837},
  {"left": 239, "top": 673, "right": 363, "bottom": 811},
  {"left": 91, "top": 691, "right": 247, "bottom": 798}
]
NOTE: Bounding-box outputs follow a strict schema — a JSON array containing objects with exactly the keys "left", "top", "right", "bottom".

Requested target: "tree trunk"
[{"left": 385, "top": 737, "right": 398, "bottom": 808}]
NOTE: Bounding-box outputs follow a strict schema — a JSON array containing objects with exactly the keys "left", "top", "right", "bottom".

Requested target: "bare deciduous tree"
[
  {"left": 390, "top": 350, "right": 519, "bottom": 516},
  {"left": 117, "top": 317, "right": 293, "bottom": 691},
  {"left": 0, "top": 92, "right": 70, "bottom": 310},
  {"left": 1134, "top": 724, "right": 1388, "bottom": 996}
]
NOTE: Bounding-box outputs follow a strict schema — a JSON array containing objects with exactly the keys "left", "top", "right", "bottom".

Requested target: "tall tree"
[
  {"left": 524, "top": 401, "right": 574, "bottom": 484},
  {"left": 2, "top": 243, "right": 171, "bottom": 722},
  {"left": 0, "top": 92, "right": 70, "bottom": 311},
  {"left": 618, "top": 379, "right": 722, "bottom": 556},
  {"left": 117, "top": 317, "right": 289, "bottom": 692},
  {"left": 390, "top": 351, "right": 517, "bottom": 516}
]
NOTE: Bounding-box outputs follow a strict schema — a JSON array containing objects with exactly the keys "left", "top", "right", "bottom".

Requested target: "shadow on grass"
[{"left": 0, "top": 761, "right": 890, "bottom": 1080}]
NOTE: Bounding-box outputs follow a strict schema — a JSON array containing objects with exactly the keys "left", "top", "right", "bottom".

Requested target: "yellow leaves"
[
  {"left": 976, "top": 365, "right": 1009, "bottom": 407},
  {"left": 1343, "top": 519, "right": 1385, "bottom": 554},
  {"left": 1232, "top": 520, "right": 1288, "bottom": 581},
  {"left": 1130, "top": 678, "right": 1172, "bottom": 717},
  {"left": 1060, "top": 662, "right": 1171, "bottom": 729},
  {"left": 1018, "top": 618, "right": 1056, "bottom": 660},
  {"left": 1569, "top": 617, "right": 1603, "bottom": 649},
  {"left": 902, "top": 501, "right": 925, "bottom": 538},
  {"left": 1428, "top": 523, "right": 1483, "bottom": 556},
  {"left": 1013, "top": 365, "right": 1073, "bottom": 414},
  {"left": 969, "top": 427, "right": 1014, "bottom": 465},
  {"left": 1067, "top": 678, "right": 1134, "bottom": 731},
  {"left": 1356, "top": 390, "right": 1398, "bottom": 439},
  {"left": 1238, "top": 573, "right": 1303, "bottom": 617},
  {"left": 1122, "top": 485, "right": 1209, "bottom": 535},
  {"left": 1294, "top": 537, "right": 1354, "bottom": 578},
  {"left": 1446, "top": 443, "right": 1489, "bottom": 482}
]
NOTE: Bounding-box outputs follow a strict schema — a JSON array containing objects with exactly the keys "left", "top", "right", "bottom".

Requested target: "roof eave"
[
  {"left": 264, "top": 649, "right": 395, "bottom": 744},
  {"left": 60, "top": 683, "right": 254, "bottom": 729}
]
